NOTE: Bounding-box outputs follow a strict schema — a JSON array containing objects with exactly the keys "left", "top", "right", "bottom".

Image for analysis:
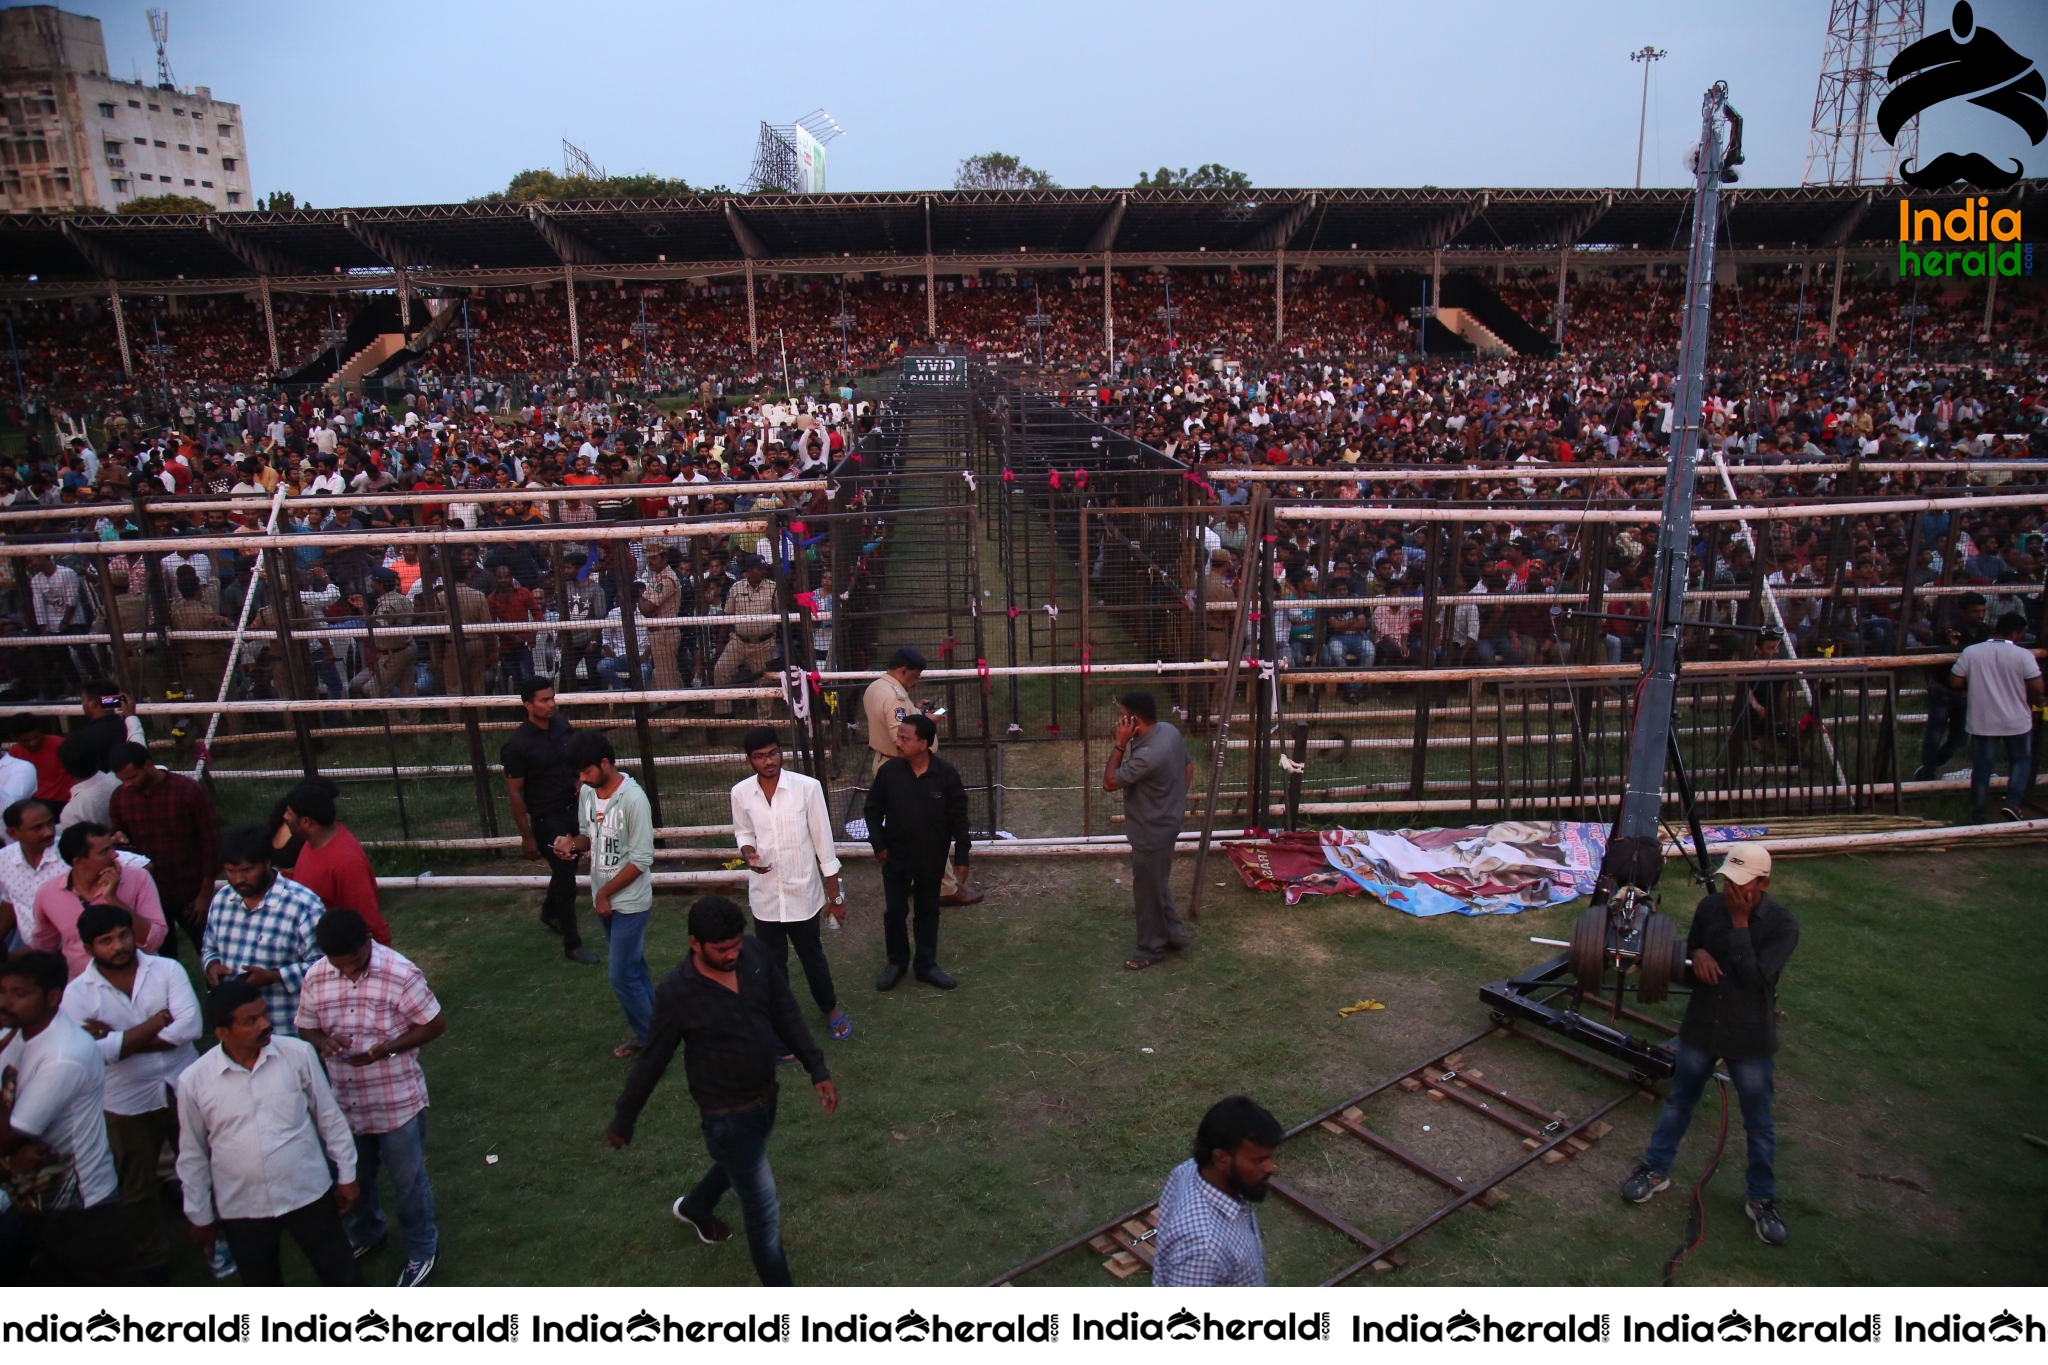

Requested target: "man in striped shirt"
[{"left": 1152, "top": 1096, "right": 1281, "bottom": 1288}]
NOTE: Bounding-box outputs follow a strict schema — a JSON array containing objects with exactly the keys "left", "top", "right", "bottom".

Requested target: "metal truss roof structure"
[{"left": 1, "top": 181, "right": 2034, "bottom": 299}]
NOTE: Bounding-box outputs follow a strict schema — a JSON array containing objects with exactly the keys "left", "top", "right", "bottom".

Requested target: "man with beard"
[
  {"left": 58, "top": 903, "right": 201, "bottom": 1280},
  {"left": 1151, "top": 1095, "right": 1280, "bottom": 1287},
  {"left": 199, "top": 825, "right": 327, "bottom": 1034}
]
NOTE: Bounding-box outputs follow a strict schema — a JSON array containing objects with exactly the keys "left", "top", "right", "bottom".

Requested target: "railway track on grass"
[{"left": 988, "top": 1004, "right": 1673, "bottom": 1288}]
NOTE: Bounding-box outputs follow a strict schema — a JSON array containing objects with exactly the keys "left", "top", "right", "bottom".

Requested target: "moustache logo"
[{"left": 1899, "top": 151, "right": 2026, "bottom": 190}]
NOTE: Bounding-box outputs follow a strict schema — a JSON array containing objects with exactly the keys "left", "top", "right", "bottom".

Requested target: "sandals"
[
  {"left": 826, "top": 1009, "right": 852, "bottom": 1041},
  {"left": 1123, "top": 956, "right": 1163, "bottom": 972},
  {"left": 613, "top": 1039, "right": 646, "bottom": 1059}
]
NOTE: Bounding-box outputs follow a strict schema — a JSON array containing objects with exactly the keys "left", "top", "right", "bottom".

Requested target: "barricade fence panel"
[{"left": 0, "top": 360, "right": 2034, "bottom": 849}]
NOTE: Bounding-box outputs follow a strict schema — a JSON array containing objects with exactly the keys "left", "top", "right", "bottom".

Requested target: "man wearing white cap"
[{"left": 1620, "top": 842, "right": 1799, "bottom": 1247}]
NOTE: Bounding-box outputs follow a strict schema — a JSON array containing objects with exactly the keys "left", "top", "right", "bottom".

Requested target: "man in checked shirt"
[
  {"left": 1152, "top": 1095, "right": 1281, "bottom": 1288},
  {"left": 296, "top": 909, "right": 446, "bottom": 1288},
  {"left": 200, "top": 825, "right": 326, "bottom": 1034}
]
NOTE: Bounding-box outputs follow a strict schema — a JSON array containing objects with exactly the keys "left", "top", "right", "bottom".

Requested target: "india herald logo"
[{"left": 1879, "top": 2, "right": 2046, "bottom": 189}]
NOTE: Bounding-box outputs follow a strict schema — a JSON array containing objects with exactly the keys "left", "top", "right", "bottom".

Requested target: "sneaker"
[
  {"left": 395, "top": 1256, "right": 435, "bottom": 1287},
  {"left": 350, "top": 1233, "right": 388, "bottom": 1261},
  {"left": 208, "top": 1240, "right": 238, "bottom": 1280},
  {"left": 2000, "top": 806, "right": 2025, "bottom": 822},
  {"left": 671, "top": 1199, "right": 734, "bottom": 1244},
  {"left": 1620, "top": 1164, "right": 1671, "bottom": 1204},
  {"left": 1910, "top": 764, "right": 1935, "bottom": 782},
  {"left": 1746, "top": 1198, "right": 1788, "bottom": 1246}
]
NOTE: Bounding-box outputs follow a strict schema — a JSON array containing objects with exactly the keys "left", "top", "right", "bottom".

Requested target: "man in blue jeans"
[
  {"left": 1620, "top": 843, "right": 1799, "bottom": 1246},
  {"left": 560, "top": 733, "right": 656, "bottom": 1059},
  {"left": 1950, "top": 612, "right": 2044, "bottom": 821},
  {"left": 607, "top": 896, "right": 838, "bottom": 1286},
  {"left": 295, "top": 910, "right": 446, "bottom": 1287}
]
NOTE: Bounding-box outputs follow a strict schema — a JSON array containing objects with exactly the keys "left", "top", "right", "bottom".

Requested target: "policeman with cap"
[{"left": 1619, "top": 843, "right": 1799, "bottom": 1246}]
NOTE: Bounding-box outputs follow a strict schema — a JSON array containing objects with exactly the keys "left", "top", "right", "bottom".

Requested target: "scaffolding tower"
[{"left": 1804, "top": 0, "right": 1925, "bottom": 186}]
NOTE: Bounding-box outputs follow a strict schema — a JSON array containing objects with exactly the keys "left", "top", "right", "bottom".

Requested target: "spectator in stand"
[
  {"left": 59, "top": 902, "right": 202, "bottom": 1282},
  {"left": 176, "top": 980, "right": 360, "bottom": 1287},
  {"left": 30, "top": 822, "right": 168, "bottom": 981},
  {"left": 296, "top": 909, "right": 446, "bottom": 1288},
  {"left": 280, "top": 780, "right": 392, "bottom": 945},
  {"left": 109, "top": 740, "right": 220, "bottom": 954},
  {"left": 200, "top": 825, "right": 328, "bottom": 1035},
  {"left": 0, "top": 950, "right": 135, "bottom": 1285}
]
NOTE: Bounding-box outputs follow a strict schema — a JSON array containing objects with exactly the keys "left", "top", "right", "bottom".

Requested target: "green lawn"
[{"left": 143, "top": 840, "right": 2046, "bottom": 1288}]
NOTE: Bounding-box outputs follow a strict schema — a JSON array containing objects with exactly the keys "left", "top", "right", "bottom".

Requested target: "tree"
[
  {"left": 954, "top": 152, "right": 1058, "bottom": 191},
  {"left": 117, "top": 193, "right": 214, "bottom": 214},
  {"left": 471, "top": 168, "right": 711, "bottom": 204},
  {"left": 1134, "top": 164, "right": 1253, "bottom": 192},
  {"left": 259, "top": 190, "right": 303, "bottom": 211}
]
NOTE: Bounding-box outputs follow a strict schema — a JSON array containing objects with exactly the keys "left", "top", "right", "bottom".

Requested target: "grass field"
[{"left": 138, "top": 839, "right": 2047, "bottom": 1289}]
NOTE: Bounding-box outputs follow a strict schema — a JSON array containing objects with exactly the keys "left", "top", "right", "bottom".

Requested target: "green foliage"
[
  {"left": 473, "top": 168, "right": 713, "bottom": 204},
  {"left": 259, "top": 190, "right": 303, "bottom": 211},
  {"left": 1135, "top": 164, "right": 1253, "bottom": 191},
  {"left": 954, "top": 152, "right": 1059, "bottom": 191},
  {"left": 116, "top": 193, "right": 213, "bottom": 215}
]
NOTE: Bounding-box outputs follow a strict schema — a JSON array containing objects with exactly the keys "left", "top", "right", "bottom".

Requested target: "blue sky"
[{"left": 33, "top": 0, "right": 2048, "bottom": 205}]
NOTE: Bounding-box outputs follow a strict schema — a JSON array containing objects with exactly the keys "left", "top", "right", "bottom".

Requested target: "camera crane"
[{"left": 1480, "top": 83, "right": 1747, "bottom": 1079}]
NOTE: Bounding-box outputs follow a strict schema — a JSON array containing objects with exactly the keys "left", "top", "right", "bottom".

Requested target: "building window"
[
  {"left": 226, "top": 191, "right": 241, "bottom": 204},
  {"left": 222, "top": 157, "right": 237, "bottom": 171},
  {"left": 134, "top": 136, "right": 146, "bottom": 144},
  {"left": 105, "top": 140, "right": 122, "bottom": 153},
  {"left": 127, "top": 99, "right": 141, "bottom": 108},
  {"left": 98, "top": 102, "right": 116, "bottom": 118},
  {"left": 200, "top": 179, "right": 212, "bottom": 187},
  {"left": 139, "top": 172, "right": 152, "bottom": 181},
  {"left": 176, "top": 143, "right": 188, "bottom": 151},
  {"left": 153, "top": 139, "right": 165, "bottom": 148},
  {"left": 112, "top": 178, "right": 129, "bottom": 192},
  {"left": 195, "top": 145, "right": 206, "bottom": 154},
  {"left": 147, "top": 103, "right": 159, "bottom": 111},
  {"left": 172, "top": 107, "right": 184, "bottom": 116},
  {"left": 217, "top": 123, "right": 232, "bottom": 138},
  {"left": 183, "top": 177, "right": 195, "bottom": 186}
]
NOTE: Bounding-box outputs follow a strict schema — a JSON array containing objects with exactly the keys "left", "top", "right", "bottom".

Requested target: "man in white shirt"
[
  {"left": 0, "top": 754, "right": 35, "bottom": 836},
  {"left": 177, "top": 979, "right": 360, "bottom": 1285},
  {"left": 1950, "top": 612, "right": 2045, "bottom": 821},
  {"left": 0, "top": 798, "right": 65, "bottom": 951},
  {"left": 59, "top": 903, "right": 201, "bottom": 1279},
  {"left": 732, "top": 727, "right": 848, "bottom": 1041},
  {"left": 0, "top": 950, "right": 132, "bottom": 1283}
]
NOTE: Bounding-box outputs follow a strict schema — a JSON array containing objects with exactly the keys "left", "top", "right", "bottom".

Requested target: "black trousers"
[
  {"left": 881, "top": 859, "right": 943, "bottom": 971},
  {"left": 22, "top": 1198, "right": 139, "bottom": 1285},
  {"left": 530, "top": 807, "right": 585, "bottom": 951},
  {"left": 220, "top": 1193, "right": 359, "bottom": 1287},
  {"left": 754, "top": 912, "right": 838, "bottom": 1014}
]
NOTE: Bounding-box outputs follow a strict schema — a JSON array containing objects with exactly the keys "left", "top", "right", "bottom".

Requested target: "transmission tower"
[
  {"left": 562, "top": 138, "right": 606, "bottom": 180},
  {"left": 146, "top": 9, "right": 176, "bottom": 89},
  {"left": 1804, "top": 0, "right": 1925, "bottom": 185}
]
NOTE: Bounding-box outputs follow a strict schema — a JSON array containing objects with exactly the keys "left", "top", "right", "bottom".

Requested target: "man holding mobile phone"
[{"left": 200, "top": 824, "right": 327, "bottom": 1035}]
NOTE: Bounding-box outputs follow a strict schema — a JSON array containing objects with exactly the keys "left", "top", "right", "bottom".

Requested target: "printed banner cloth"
[{"left": 1225, "top": 821, "right": 1764, "bottom": 917}]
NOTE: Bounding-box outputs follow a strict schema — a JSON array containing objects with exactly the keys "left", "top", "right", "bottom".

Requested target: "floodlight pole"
[
  {"left": 3, "top": 316, "right": 28, "bottom": 411},
  {"left": 1902, "top": 284, "right": 1928, "bottom": 364},
  {"left": 1631, "top": 46, "right": 1667, "bottom": 190}
]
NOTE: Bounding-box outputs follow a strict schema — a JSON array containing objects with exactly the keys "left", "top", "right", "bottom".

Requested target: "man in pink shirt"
[
  {"left": 281, "top": 782, "right": 390, "bottom": 945},
  {"left": 30, "top": 821, "right": 166, "bottom": 979}
]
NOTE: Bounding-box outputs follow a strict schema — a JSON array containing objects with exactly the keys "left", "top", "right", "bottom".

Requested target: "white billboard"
[{"left": 791, "top": 125, "right": 828, "bottom": 193}]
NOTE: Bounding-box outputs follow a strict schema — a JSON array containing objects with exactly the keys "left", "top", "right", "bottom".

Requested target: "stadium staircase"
[
  {"left": 1433, "top": 276, "right": 1556, "bottom": 358},
  {"left": 1370, "top": 272, "right": 1473, "bottom": 358},
  {"left": 362, "top": 297, "right": 466, "bottom": 384},
  {"left": 279, "top": 296, "right": 405, "bottom": 389}
]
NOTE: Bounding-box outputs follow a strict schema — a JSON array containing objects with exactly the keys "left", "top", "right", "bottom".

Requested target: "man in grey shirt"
[{"left": 1103, "top": 690, "right": 1193, "bottom": 970}]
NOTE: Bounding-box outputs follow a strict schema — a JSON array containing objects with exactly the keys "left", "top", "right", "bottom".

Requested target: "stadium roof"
[{"left": 1, "top": 182, "right": 2034, "bottom": 297}]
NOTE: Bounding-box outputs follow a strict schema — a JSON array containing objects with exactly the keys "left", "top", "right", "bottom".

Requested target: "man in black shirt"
[
  {"left": 499, "top": 679, "right": 597, "bottom": 964},
  {"left": 862, "top": 713, "right": 970, "bottom": 992},
  {"left": 1621, "top": 843, "right": 1799, "bottom": 1246},
  {"left": 606, "top": 895, "right": 837, "bottom": 1287}
]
